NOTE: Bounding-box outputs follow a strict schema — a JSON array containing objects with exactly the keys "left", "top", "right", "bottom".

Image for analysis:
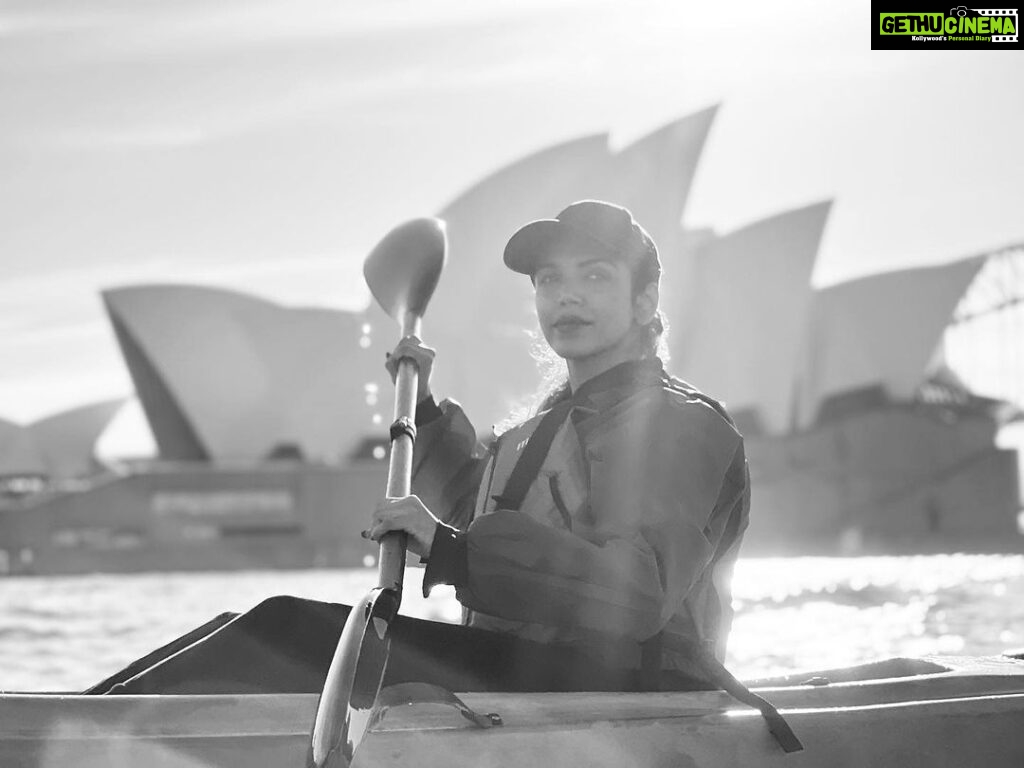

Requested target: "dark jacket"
[{"left": 412, "top": 359, "right": 750, "bottom": 677}]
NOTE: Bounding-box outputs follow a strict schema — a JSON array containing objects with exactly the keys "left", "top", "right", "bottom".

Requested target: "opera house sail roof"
[
  {"left": 0, "top": 418, "right": 47, "bottom": 477},
  {"left": 668, "top": 201, "right": 832, "bottom": 436},
  {"left": 795, "top": 256, "right": 988, "bottom": 429},
  {"left": 101, "top": 107, "right": 1017, "bottom": 459},
  {"left": 28, "top": 399, "right": 125, "bottom": 478},
  {"left": 1, "top": 401, "right": 124, "bottom": 480},
  {"left": 364, "top": 107, "right": 720, "bottom": 432},
  {"left": 103, "top": 285, "right": 383, "bottom": 464}
]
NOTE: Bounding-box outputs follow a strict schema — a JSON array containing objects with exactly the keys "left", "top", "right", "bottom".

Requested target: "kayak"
[{"left": 3, "top": 654, "right": 1024, "bottom": 767}]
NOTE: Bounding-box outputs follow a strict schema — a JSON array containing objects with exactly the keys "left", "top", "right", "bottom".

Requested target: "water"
[{"left": 2, "top": 555, "right": 1023, "bottom": 692}]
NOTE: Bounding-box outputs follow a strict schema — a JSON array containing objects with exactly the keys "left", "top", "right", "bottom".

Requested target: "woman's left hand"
[{"left": 364, "top": 494, "right": 441, "bottom": 558}]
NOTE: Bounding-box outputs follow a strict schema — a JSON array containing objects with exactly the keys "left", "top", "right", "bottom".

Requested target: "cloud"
[
  {"left": 43, "top": 127, "right": 209, "bottom": 151},
  {"left": 0, "top": 319, "right": 111, "bottom": 349},
  {"left": 0, "top": 366, "right": 133, "bottom": 424},
  {"left": 2, "top": 0, "right": 639, "bottom": 150},
  {"left": 2, "top": 252, "right": 368, "bottom": 309}
]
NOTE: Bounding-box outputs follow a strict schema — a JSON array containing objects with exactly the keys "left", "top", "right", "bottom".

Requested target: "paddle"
[{"left": 308, "top": 217, "right": 447, "bottom": 768}]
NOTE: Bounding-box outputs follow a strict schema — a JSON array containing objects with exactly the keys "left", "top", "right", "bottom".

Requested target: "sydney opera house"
[{"left": 1, "top": 106, "right": 1021, "bottom": 574}]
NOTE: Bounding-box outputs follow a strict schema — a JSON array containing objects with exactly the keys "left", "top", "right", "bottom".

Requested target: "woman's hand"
[
  {"left": 364, "top": 494, "right": 441, "bottom": 558},
  {"left": 385, "top": 335, "right": 436, "bottom": 405}
]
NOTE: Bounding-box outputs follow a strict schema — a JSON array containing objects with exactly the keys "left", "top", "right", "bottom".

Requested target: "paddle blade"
[
  {"left": 308, "top": 587, "right": 400, "bottom": 768},
  {"left": 363, "top": 218, "right": 446, "bottom": 323}
]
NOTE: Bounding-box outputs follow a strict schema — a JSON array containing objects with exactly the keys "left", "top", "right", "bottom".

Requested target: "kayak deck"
[{"left": 3, "top": 655, "right": 1024, "bottom": 767}]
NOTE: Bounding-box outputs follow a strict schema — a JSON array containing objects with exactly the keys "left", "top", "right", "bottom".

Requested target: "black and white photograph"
[{"left": 1, "top": 1, "right": 1022, "bottom": 765}]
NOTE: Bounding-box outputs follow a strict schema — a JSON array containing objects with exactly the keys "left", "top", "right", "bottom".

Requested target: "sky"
[{"left": 1, "top": 0, "right": 1022, "bottom": 453}]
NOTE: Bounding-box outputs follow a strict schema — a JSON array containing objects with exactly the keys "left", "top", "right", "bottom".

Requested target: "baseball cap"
[{"left": 503, "top": 200, "right": 661, "bottom": 285}]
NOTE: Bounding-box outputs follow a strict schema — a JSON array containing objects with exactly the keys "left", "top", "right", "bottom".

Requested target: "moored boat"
[{"left": 3, "top": 654, "right": 1024, "bottom": 767}]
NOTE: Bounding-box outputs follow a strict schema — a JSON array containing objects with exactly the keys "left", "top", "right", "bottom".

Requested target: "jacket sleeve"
[
  {"left": 410, "top": 397, "right": 488, "bottom": 531},
  {"left": 443, "top": 398, "right": 745, "bottom": 640}
]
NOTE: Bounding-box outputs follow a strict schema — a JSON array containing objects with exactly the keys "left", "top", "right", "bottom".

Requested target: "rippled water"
[{"left": 2, "top": 555, "right": 1023, "bottom": 692}]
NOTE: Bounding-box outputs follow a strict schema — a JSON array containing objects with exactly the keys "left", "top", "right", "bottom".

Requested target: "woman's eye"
[{"left": 585, "top": 270, "right": 609, "bottom": 281}]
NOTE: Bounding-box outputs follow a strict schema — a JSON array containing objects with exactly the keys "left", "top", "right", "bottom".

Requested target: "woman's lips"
[{"left": 552, "top": 317, "right": 591, "bottom": 332}]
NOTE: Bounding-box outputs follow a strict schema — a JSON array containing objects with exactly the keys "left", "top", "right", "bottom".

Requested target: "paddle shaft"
[
  {"left": 309, "top": 218, "right": 445, "bottom": 768},
  {"left": 377, "top": 314, "right": 422, "bottom": 594}
]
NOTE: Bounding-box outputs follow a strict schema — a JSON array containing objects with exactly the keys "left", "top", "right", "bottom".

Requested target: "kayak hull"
[{"left": 3, "top": 656, "right": 1024, "bottom": 767}]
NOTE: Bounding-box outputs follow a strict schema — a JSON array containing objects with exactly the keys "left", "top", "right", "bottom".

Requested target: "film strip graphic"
[{"left": 970, "top": 8, "right": 1018, "bottom": 42}]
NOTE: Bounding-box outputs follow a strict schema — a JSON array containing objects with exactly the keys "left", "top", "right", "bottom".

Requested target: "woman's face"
[{"left": 533, "top": 250, "right": 639, "bottom": 367}]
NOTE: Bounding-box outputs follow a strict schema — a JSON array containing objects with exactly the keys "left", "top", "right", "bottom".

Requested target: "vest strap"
[
  {"left": 662, "top": 635, "right": 804, "bottom": 753},
  {"left": 491, "top": 400, "right": 573, "bottom": 511}
]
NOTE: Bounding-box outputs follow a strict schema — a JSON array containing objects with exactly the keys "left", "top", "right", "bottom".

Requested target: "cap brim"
[
  {"left": 503, "top": 219, "right": 562, "bottom": 275},
  {"left": 504, "top": 219, "right": 621, "bottom": 275}
]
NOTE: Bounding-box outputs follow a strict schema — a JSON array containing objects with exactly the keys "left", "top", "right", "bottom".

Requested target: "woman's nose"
[{"left": 556, "top": 283, "right": 583, "bottom": 304}]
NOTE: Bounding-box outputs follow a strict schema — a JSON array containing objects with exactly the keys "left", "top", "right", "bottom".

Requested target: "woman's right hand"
[{"left": 385, "top": 335, "right": 436, "bottom": 404}]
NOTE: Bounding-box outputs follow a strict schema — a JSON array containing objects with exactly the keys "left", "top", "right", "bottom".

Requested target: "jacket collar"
[{"left": 569, "top": 357, "right": 665, "bottom": 418}]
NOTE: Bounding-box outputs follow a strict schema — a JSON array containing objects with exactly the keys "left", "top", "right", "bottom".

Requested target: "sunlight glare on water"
[
  {"left": 727, "top": 555, "right": 1024, "bottom": 679},
  {"left": 1, "top": 555, "right": 1023, "bottom": 692}
]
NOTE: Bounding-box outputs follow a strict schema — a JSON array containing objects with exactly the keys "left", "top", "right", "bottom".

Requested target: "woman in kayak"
[{"left": 368, "top": 200, "right": 750, "bottom": 691}]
